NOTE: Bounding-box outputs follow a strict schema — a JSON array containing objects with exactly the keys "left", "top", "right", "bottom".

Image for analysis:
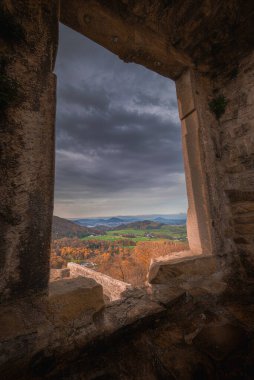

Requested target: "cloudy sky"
[{"left": 54, "top": 24, "right": 187, "bottom": 218}]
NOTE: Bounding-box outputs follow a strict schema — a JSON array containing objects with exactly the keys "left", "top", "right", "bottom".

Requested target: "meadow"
[{"left": 81, "top": 224, "right": 187, "bottom": 243}]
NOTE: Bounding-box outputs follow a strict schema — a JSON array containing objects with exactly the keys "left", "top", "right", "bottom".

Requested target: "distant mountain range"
[
  {"left": 71, "top": 214, "right": 186, "bottom": 228},
  {"left": 52, "top": 214, "right": 187, "bottom": 240}
]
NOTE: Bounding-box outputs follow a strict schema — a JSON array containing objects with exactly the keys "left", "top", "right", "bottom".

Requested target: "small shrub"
[{"left": 209, "top": 95, "right": 228, "bottom": 120}]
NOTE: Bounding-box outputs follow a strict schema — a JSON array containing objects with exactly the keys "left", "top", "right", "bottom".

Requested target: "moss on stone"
[{"left": 209, "top": 95, "right": 228, "bottom": 120}]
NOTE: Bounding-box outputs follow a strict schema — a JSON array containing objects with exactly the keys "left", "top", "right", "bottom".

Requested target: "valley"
[{"left": 51, "top": 215, "right": 188, "bottom": 285}]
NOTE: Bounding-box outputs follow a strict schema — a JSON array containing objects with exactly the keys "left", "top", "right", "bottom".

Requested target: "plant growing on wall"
[{"left": 209, "top": 95, "right": 228, "bottom": 120}]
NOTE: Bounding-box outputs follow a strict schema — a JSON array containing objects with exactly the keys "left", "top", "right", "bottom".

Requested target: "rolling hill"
[
  {"left": 114, "top": 220, "right": 165, "bottom": 230},
  {"left": 52, "top": 216, "right": 96, "bottom": 239}
]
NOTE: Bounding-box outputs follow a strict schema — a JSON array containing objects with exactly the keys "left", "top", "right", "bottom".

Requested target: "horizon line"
[{"left": 55, "top": 212, "right": 187, "bottom": 220}]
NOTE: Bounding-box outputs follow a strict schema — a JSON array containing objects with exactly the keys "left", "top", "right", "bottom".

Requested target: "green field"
[{"left": 82, "top": 225, "right": 187, "bottom": 243}]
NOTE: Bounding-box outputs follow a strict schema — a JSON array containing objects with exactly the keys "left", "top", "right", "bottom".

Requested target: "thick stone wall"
[
  {"left": 217, "top": 52, "right": 254, "bottom": 276},
  {"left": 185, "top": 54, "right": 254, "bottom": 276},
  {"left": 0, "top": 0, "right": 59, "bottom": 300},
  {"left": 176, "top": 56, "right": 254, "bottom": 277}
]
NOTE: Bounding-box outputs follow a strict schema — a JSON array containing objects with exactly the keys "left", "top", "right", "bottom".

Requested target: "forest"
[{"left": 51, "top": 221, "right": 188, "bottom": 285}]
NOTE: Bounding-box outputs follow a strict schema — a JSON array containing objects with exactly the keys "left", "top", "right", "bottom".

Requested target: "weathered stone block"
[
  {"left": 48, "top": 277, "right": 105, "bottom": 322},
  {"left": 148, "top": 255, "right": 217, "bottom": 284}
]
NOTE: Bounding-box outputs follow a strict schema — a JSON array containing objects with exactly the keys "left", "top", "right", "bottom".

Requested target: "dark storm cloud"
[
  {"left": 54, "top": 24, "right": 187, "bottom": 217},
  {"left": 58, "top": 83, "right": 111, "bottom": 112},
  {"left": 57, "top": 106, "right": 180, "bottom": 153}
]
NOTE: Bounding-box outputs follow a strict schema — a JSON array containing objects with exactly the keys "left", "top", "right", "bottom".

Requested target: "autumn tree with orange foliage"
[{"left": 50, "top": 238, "right": 188, "bottom": 286}]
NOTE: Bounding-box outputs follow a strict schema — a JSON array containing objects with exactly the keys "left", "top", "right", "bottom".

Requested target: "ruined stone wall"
[{"left": 68, "top": 263, "right": 132, "bottom": 301}]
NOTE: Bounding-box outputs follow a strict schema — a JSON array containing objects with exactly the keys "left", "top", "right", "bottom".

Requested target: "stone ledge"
[
  {"left": 148, "top": 254, "right": 218, "bottom": 284},
  {"left": 0, "top": 286, "right": 165, "bottom": 377}
]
